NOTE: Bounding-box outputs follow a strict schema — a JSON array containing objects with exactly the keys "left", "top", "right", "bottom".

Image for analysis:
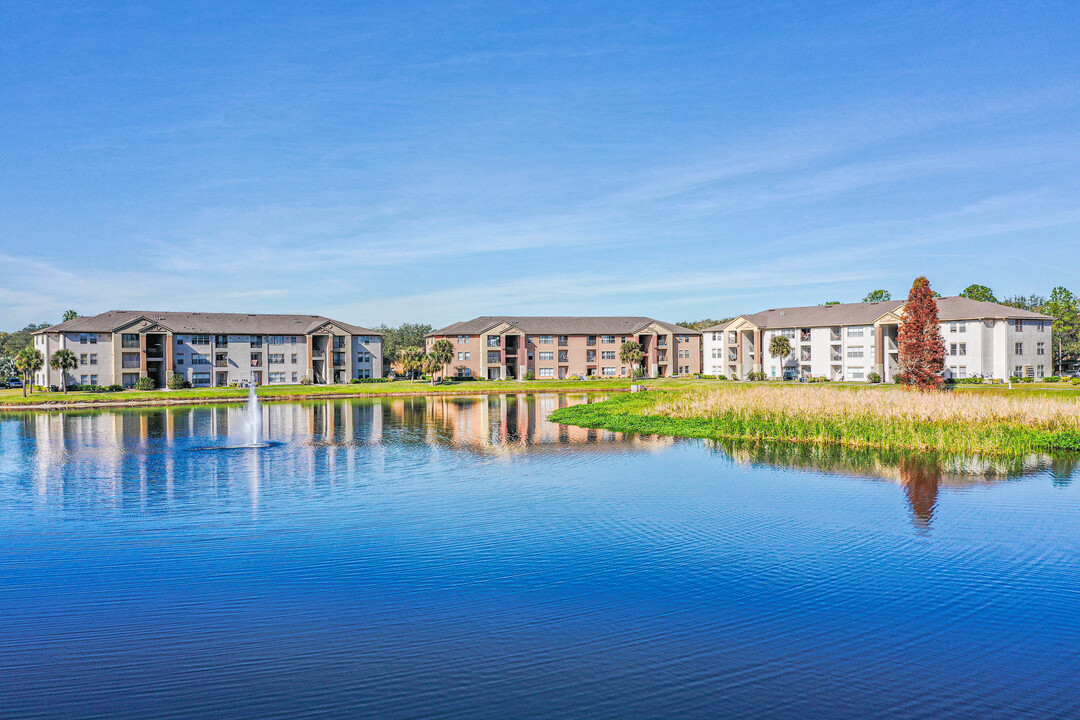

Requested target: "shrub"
[
  {"left": 716, "top": 375, "right": 727, "bottom": 381},
  {"left": 808, "top": 376, "right": 830, "bottom": 383},
  {"left": 299, "top": 374, "right": 313, "bottom": 386},
  {"left": 525, "top": 370, "right": 535, "bottom": 380},
  {"left": 867, "top": 372, "right": 882, "bottom": 384},
  {"left": 1044, "top": 376, "right": 1061, "bottom": 383},
  {"left": 167, "top": 373, "right": 190, "bottom": 390},
  {"left": 945, "top": 377, "right": 984, "bottom": 385},
  {"left": 348, "top": 377, "right": 389, "bottom": 384},
  {"left": 134, "top": 377, "right": 155, "bottom": 391},
  {"left": 699, "top": 374, "right": 717, "bottom": 380},
  {"left": 66, "top": 384, "right": 124, "bottom": 393}
]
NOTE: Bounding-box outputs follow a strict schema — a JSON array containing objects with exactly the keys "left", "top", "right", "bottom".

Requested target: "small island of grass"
[{"left": 549, "top": 384, "right": 1080, "bottom": 455}]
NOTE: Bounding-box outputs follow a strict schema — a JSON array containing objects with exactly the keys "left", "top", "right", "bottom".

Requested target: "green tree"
[
  {"left": 62, "top": 310, "right": 79, "bottom": 322},
  {"left": 675, "top": 318, "right": 732, "bottom": 331},
  {"left": 0, "top": 323, "right": 49, "bottom": 357},
  {"left": 619, "top": 340, "right": 644, "bottom": 379},
  {"left": 823, "top": 301, "right": 840, "bottom": 306},
  {"left": 896, "top": 277, "right": 946, "bottom": 391},
  {"left": 15, "top": 346, "right": 44, "bottom": 397},
  {"left": 1001, "top": 294, "right": 1046, "bottom": 311},
  {"left": 0, "top": 356, "right": 17, "bottom": 383},
  {"left": 427, "top": 339, "right": 455, "bottom": 385},
  {"left": 862, "top": 290, "right": 891, "bottom": 303},
  {"left": 373, "top": 323, "right": 434, "bottom": 371},
  {"left": 959, "top": 284, "right": 997, "bottom": 303},
  {"left": 48, "top": 348, "right": 78, "bottom": 393},
  {"left": 769, "top": 334, "right": 792, "bottom": 377},
  {"left": 1042, "top": 286, "right": 1079, "bottom": 374}
]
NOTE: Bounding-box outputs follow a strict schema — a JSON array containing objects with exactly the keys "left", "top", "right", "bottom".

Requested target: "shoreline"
[{"left": 0, "top": 383, "right": 632, "bottom": 412}]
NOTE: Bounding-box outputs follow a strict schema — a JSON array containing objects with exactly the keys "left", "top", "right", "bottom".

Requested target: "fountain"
[{"left": 246, "top": 381, "right": 264, "bottom": 447}]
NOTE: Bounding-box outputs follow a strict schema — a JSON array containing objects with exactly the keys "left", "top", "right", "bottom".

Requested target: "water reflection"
[{"left": 706, "top": 439, "right": 1080, "bottom": 530}]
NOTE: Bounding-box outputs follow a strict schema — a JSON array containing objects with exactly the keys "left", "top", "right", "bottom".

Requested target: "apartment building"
[
  {"left": 703, "top": 297, "right": 1053, "bottom": 382},
  {"left": 426, "top": 316, "right": 701, "bottom": 380},
  {"left": 33, "top": 311, "right": 382, "bottom": 389}
]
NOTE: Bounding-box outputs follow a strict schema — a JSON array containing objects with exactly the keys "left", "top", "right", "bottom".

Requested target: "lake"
[{"left": 1, "top": 393, "right": 1079, "bottom": 719}]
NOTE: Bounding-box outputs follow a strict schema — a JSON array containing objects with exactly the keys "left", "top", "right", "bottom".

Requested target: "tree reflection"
[{"left": 899, "top": 455, "right": 941, "bottom": 530}]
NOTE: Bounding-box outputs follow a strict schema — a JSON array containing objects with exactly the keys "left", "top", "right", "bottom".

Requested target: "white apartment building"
[
  {"left": 33, "top": 311, "right": 382, "bottom": 389},
  {"left": 703, "top": 297, "right": 1053, "bottom": 382}
]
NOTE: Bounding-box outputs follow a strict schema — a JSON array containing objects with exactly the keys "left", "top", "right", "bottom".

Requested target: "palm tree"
[
  {"left": 427, "top": 340, "right": 455, "bottom": 385},
  {"left": 769, "top": 335, "right": 792, "bottom": 379},
  {"left": 0, "top": 356, "right": 17, "bottom": 385},
  {"left": 399, "top": 346, "right": 425, "bottom": 380},
  {"left": 16, "top": 346, "right": 43, "bottom": 397},
  {"left": 62, "top": 310, "right": 79, "bottom": 322},
  {"left": 619, "top": 340, "right": 644, "bottom": 380},
  {"left": 49, "top": 348, "right": 79, "bottom": 393},
  {"left": 422, "top": 353, "right": 442, "bottom": 386}
]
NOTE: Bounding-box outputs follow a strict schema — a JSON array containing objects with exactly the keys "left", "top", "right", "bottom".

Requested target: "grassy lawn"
[
  {"left": 549, "top": 382, "right": 1080, "bottom": 455},
  {"left": 2, "top": 376, "right": 1078, "bottom": 410}
]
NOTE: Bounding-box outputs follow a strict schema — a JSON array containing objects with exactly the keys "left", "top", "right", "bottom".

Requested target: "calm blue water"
[{"left": 1, "top": 393, "right": 1079, "bottom": 719}]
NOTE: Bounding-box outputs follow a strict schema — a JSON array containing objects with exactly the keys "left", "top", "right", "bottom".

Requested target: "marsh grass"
[{"left": 550, "top": 385, "right": 1080, "bottom": 455}]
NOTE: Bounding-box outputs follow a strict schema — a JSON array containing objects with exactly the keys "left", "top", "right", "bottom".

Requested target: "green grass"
[{"left": 549, "top": 386, "right": 1080, "bottom": 455}]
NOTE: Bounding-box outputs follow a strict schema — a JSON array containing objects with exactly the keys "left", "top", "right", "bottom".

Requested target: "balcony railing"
[
  {"left": 122, "top": 359, "right": 140, "bottom": 369},
  {"left": 215, "top": 360, "right": 229, "bottom": 368}
]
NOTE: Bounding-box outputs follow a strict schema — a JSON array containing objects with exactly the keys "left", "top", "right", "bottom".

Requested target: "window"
[
  {"left": 1026, "top": 366, "right": 1035, "bottom": 378},
  {"left": 250, "top": 336, "right": 263, "bottom": 348},
  {"left": 251, "top": 354, "right": 263, "bottom": 367},
  {"left": 78, "top": 333, "right": 97, "bottom": 344},
  {"left": 1037, "top": 365, "right": 1045, "bottom": 379},
  {"left": 601, "top": 351, "right": 616, "bottom": 360},
  {"left": 332, "top": 352, "right": 345, "bottom": 367},
  {"left": 80, "top": 354, "right": 87, "bottom": 364},
  {"left": 801, "top": 347, "right": 811, "bottom": 361},
  {"left": 122, "top": 333, "right": 140, "bottom": 348},
  {"left": 268, "top": 372, "right": 286, "bottom": 383},
  {"left": 601, "top": 366, "right": 617, "bottom": 376},
  {"left": 950, "top": 343, "right": 957, "bottom": 356},
  {"left": 847, "top": 327, "right": 865, "bottom": 338},
  {"left": 960, "top": 322, "right": 967, "bottom": 333},
  {"left": 586, "top": 350, "right": 596, "bottom": 362},
  {"left": 290, "top": 336, "right": 297, "bottom": 344},
  {"left": 332, "top": 336, "right": 346, "bottom": 351},
  {"left": 1037, "top": 342, "right": 1045, "bottom": 356},
  {"left": 539, "top": 351, "right": 554, "bottom": 361},
  {"left": 1015, "top": 342, "right": 1023, "bottom": 355},
  {"left": 177, "top": 357, "right": 184, "bottom": 365},
  {"left": 601, "top": 335, "right": 615, "bottom": 344},
  {"left": 192, "top": 372, "right": 211, "bottom": 387},
  {"left": 191, "top": 334, "right": 210, "bottom": 345},
  {"left": 1015, "top": 365, "right": 1023, "bottom": 377},
  {"left": 850, "top": 369, "right": 864, "bottom": 380},
  {"left": 268, "top": 336, "right": 284, "bottom": 345},
  {"left": 488, "top": 351, "right": 501, "bottom": 364},
  {"left": 949, "top": 322, "right": 958, "bottom": 333},
  {"left": 215, "top": 335, "right": 229, "bottom": 346},
  {"left": 1037, "top": 321, "right": 1045, "bottom": 333},
  {"left": 538, "top": 367, "right": 555, "bottom": 378},
  {"left": 1014, "top": 320, "right": 1023, "bottom": 331},
  {"left": 558, "top": 335, "right": 568, "bottom": 346},
  {"left": 122, "top": 373, "right": 139, "bottom": 388},
  {"left": 455, "top": 367, "right": 471, "bottom": 378},
  {"left": 192, "top": 354, "right": 210, "bottom": 365},
  {"left": 80, "top": 375, "right": 87, "bottom": 385},
  {"left": 558, "top": 350, "right": 568, "bottom": 363},
  {"left": 457, "top": 351, "right": 464, "bottom": 361},
  {"left": 89, "top": 354, "right": 97, "bottom": 365},
  {"left": 291, "top": 372, "right": 299, "bottom": 383},
  {"left": 487, "top": 336, "right": 501, "bottom": 347},
  {"left": 122, "top": 353, "right": 140, "bottom": 369},
  {"left": 959, "top": 367, "right": 967, "bottom": 378},
  {"left": 958, "top": 343, "right": 966, "bottom": 356},
  {"left": 269, "top": 354, "right": 285, "bottom": 364},
  {"left": 728, "top": 332, "right": 738, "bottom": 344},
  {"left": 587, "top": 336, "right": 597, "bottom": 346},
  {"left": 537, "top": 335, "right": 554, "bottom": 344},
  {"left": 847, "top": 348, "right": 864, "bottom": 358},
  {"left": 291, "top": 353, "right": 298, "bottom": 364}
]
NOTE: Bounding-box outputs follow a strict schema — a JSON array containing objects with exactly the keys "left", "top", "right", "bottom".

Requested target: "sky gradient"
[{"left": 2, "top": 1, "right": 1078, "bottom": 328}]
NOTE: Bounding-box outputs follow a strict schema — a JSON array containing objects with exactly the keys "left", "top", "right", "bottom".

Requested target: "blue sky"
[{"left": 2, "top": 1, "right": 1078, "bottom": 328}]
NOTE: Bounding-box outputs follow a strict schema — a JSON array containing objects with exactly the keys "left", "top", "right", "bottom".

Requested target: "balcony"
[
  {"left": 215, "top": 360, "right": 229, "bottom": 368},
  {"left": 830, "top": 331, "right": 841, "bottom": 342}
]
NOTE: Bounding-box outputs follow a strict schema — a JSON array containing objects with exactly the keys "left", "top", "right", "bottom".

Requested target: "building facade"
[
  {"left": 703, "top": 297, "right": 1053, "bottom": 382},
  {"left": 426, "top": 317, "right": 701, "bottom": 380},
  {"left": 33, "top": 311, "right": 382, "bottom": 389}
]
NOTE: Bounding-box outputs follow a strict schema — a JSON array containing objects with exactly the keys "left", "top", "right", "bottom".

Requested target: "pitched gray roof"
[
  {"left": 703, "top": 297, "right": 1052, "bottom": 331},
  {"left": 37, "top": 310, "right": 381, "bottom": 336},
  {"left": 429, "top": 316, "right": 700, "bottom": 337}
]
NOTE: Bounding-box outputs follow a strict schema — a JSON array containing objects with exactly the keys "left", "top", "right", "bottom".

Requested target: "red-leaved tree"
[{"left": 896, "top": 277, "right": 946, "bottom": 391}]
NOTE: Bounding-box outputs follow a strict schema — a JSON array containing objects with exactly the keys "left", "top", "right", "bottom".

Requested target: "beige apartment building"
[
  {"left": 703, "top": 297, "right": 1054, "bottom": 382},
  {"left": 33, "top": 311, "right": 382, "bottom": 389},
  {"left": 426, "top": 316, "right": 701, "bottom": 380}
]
